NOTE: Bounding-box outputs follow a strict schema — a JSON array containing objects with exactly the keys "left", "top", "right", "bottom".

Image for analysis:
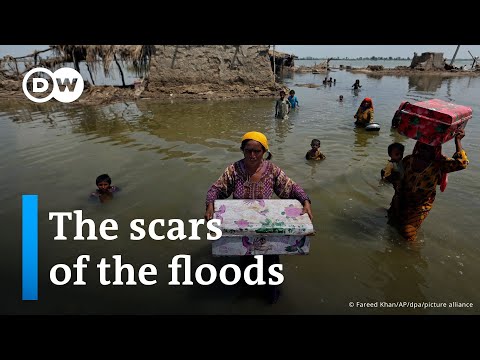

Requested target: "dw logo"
[{"left": 22, "top": 67, "right": 84, "bottom": 103}]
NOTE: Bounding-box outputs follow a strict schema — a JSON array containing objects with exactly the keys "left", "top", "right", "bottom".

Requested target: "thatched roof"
[
  {"left": 50, "top": 45, "right": 156, "bottom": 76},
  {"left": 268, "top": 49, "right": 294, "bottom": 59}
]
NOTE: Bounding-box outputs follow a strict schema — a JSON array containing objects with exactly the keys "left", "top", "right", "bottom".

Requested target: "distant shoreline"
[
  {"left": 346, "top": 67, "right": 480, "bottom": 77},
  {"left": 298, "top": 58, "right": 411, "bottom": 61},
  {"left": 297, "top": 58, "right": 472, "bottom": 61}
]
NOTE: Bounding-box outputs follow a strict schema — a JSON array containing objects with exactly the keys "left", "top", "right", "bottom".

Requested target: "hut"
[
  {"left": 52, "top": 45, "right": 273, "bottom": 90},
  {"left": 50, "top": 45, "right": 156, "bottom": 86},
  {"left": 2, "top": 45, "right": 276, "bottom": 99},
  {"left": 268, "top": 49, "right": 295, "bottom": 75}
]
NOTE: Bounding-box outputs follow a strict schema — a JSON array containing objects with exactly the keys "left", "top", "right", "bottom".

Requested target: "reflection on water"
[
  {"left": 388, "top": 127, "right": 409, "bottom": 146},
  {"left": 365, "top": 72, "right": 384, "bottom": 80},
  {"left": 306, "top": 159, "right": 324, "bottom": 179},
  {"left": 1, "top": 69, "right": 479, "bottom": 315},
  {"left": 353, "top": 126, "right": 379, "bottom": 151},
  {"left": 408, "top": 75, "right": 444, "bottom": 92},
  {"left": 273, "top": 116, "right": 294, "bottom": 142}
]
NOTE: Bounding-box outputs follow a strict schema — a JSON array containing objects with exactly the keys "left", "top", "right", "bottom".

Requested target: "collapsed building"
[
  {"left": 410, "top": 52, "right": 445, "bottom": 71},
  {"left": 1, "top": 45, "right": 279, "bottom": 100}
]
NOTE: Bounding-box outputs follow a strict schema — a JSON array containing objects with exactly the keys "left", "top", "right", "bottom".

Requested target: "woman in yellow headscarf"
[
  {"left": 205, "top": 131, "right": 312, "bottom": 220},
  {"left": 354, "top": 97, "right": 374, "bottom": 127},
  {"left": 204, "top": 131, "right": 313, "bottom": 304}
]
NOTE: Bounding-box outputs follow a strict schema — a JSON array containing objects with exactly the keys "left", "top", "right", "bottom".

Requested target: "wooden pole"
[
  {"left": 114, "top": 53, "right": 126, "bottom": 87},
  {"left": 467, "top": 51, "right": 477, "bottom": 69},
  {"left": 14, "top": 58, "right": 19, "bottom": 76},
  {"left": 86, "top": 62, "right": 95, "bottom": 86},
  {"left": 273, "top": 45, "right": 276, "bottom": 85},
  {"left": 450, "top": 45, "right": 460, "bottom": 65}
]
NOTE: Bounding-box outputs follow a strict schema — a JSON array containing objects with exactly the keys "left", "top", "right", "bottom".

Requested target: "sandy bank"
[{"left": 0, "top": 81, "right": 283, "bottom": 106}]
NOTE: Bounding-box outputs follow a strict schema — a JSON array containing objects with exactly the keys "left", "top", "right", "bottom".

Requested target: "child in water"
[
  {"left": 306, "top": 139, "right": 326, "bottom": 160},
  {"left": 275, "top": 90, "right": 291, "bottom": 119},
  {"left": 90, "top": 173, "right": 120, "bottom": 203},
  {"left": 381, "top": 143, "right": 405, "bottom": 218},
  {"left": 288, "top": 89, "right": 300, "bottom": 109}
]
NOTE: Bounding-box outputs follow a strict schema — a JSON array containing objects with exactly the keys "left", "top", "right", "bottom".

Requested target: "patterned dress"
[
  {"left": 390, "top": 150, "right": 468, "bottom": 241},
  {"left": 206, "top": 159, "right": 310, "bottom": 206},
  {"left": 354, "top": 106, "right": 374, "bottom": 126}
]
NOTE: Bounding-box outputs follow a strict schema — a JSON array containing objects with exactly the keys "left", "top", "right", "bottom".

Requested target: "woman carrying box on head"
[
  {"left": 389, "top": 129, "right": 468, "bottom": 241},
  {"left": 204, "top": 131, "right": 312, "bottom": 303}
]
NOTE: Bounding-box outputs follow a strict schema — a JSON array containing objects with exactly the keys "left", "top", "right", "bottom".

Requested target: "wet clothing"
[
  {"left": 205, "top": 159, "right": 310, "bottom": 207},
  {"left": 382, "top": 161, "right": 403, "bottom": 180},
  {"left": 389, "top": 149, "right": 468, "bottom": 241},
  {"left": 306, "top": 149, "right": 326, "bottom": 160},
  {"left": 90, "top": 185, "right": 120, "bottom": 198},
  {"left": 354, "top": 104, "right": 374, "bottom": 126},
  {"left": 383, "top": 161, "right": 403, "bottom": 220},
  {"left": 276, "top": 98, "right": 290, "bottom": 119},
  {"left": 288, "top": 95, "right": 299, "bottom": 109}
]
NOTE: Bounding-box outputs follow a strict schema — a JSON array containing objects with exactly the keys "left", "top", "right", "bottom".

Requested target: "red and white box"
[{"left": 397, "top": 99, "right": 472, "bottom": 146}]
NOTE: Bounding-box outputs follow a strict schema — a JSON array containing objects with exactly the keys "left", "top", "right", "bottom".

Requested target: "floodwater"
[
  {"left": 1, "top": 68, "right": 479, "bottom": 314},
  {"left": 296, "top": 58, "right": 474, "bottom": 69}
]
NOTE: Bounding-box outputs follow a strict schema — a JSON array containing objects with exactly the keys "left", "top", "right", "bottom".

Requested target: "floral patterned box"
[
  {"left": 213, "top": 199, "right": 315, "bottom": 236},
  {"left": 397, "top": 99, "right": 472, "bottom": 146},
  {"left": 212, "top": 235, "right": 310, "bottom": 256}
]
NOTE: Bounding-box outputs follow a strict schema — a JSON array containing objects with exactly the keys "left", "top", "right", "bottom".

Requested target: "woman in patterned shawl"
[
  {"left": 389, "top": 129, "right": 468, "bottom": 241},
  {"left": 205, "top": 131, "right": 312, "bottom": 221},
  {"left": 204, "top": 131, "right": 312, "bottom": 304}
]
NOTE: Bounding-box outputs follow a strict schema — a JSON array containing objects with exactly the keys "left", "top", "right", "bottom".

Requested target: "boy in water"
[
  {"left": 381, "top": 143, "right": 405, "bottom": 218},
  {"left": 288, "top": 89, "right": 300, "bottom": 110},
  {"left": 306, "top": 139, "right": 326, "bottom": 160},
  {"left": 90, "top": 173, "right": 120, "bottom": 203},
  {"left": 352, "top": 79, "right": 362, "bottom": 90},
  {"left": 275, "top": 90, "right": 291, "bottom": 119}
]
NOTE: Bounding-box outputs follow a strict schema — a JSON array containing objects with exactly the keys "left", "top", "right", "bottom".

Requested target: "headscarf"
[
  {"left": 362, "top": 97, "right": 374, "bottom": 110},
  {"left": 412, "top": 141, "right": 448, "bottom": 192},
  {"left": 241, "top": 131, "right": 269, "bottom": 151}
]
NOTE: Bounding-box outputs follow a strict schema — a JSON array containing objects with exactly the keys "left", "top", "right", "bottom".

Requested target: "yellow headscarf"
[{"left": 241, "top": 131, "right": 269, "bottom": 150}]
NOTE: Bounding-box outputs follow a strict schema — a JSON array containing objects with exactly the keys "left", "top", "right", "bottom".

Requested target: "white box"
[
  {"left": 214, "top": 199, "right": 314, "bottom": 236},
  {"left": 212, "top": 235, "right": 310, "bottom": 256},
  {"left": 212, "top": 199, "right": 314, "bottom": 256}
]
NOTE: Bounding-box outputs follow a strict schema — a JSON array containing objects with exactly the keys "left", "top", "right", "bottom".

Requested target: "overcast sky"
[
  {"left": 2, "top": 44, "right": 480, "bottom": 59},
  {"left": 0, "top": 45, "right": 50, "bottom": 57},
  {"left": 275, "top": 45, "right": 480, "bottom": 59}
]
